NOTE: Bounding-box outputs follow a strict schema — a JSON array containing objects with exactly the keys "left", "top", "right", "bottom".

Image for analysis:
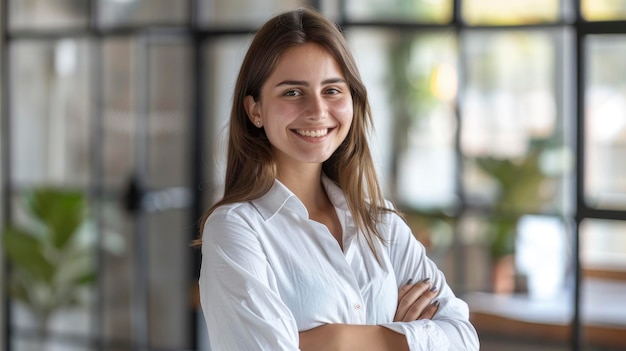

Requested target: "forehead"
[{"left": 267, "top": 43, "right": 345, "bottom": 81}]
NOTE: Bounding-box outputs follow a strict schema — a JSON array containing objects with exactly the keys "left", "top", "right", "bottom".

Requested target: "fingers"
[
  {"left": 394, "top": 278, "right": 440, "bottom": 322},
  {"left": 418, "top": 300, "right": 440, "bottom": 320},
  {"left": 397, "top": 278, "right": 414, "bottom": 301}
]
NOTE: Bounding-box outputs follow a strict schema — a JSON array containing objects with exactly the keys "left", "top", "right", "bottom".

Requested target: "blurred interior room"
[{"left": 0, "top": 0, "right": 625, "bottom": 350}]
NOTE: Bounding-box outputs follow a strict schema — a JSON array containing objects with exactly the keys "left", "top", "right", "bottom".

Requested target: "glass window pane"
[
  {"left": 461, "top": 30, "right": 572, "bottom": 214},
  {"left": 344, "top": 0, "right": 453, "bottom": 23},
  {"left": 199, "top": 0, "right": 308, "bottom": 27},
  {"left": 455, "top": 214, "right": 492, "bottom": 292},
  {"left": 582, "top": 0, "right": 626, "bottom": 21},
  {"left": 14, "top": 337, "right": 94, "bottom": 351},
  {"left": 102, "top": 38, "right": 191, "bottom": 191},
  {"left": 148, "top": 210, "right": 192, "bottom": 349},
  {"left": 348, "top": 29, "right": 458, "bottom": 208},
  {"left": 348, "top": 29, "right": 397, "bottom": 197},
  {"left": 580, "top": 219, "right": 626, "bottom": 350},
  {"left": 461, "top": 213, "right": 570, "bottom": 295},
  {"left": 101, "top": 200, "right": 133, "bottom": 345},
  {"left": 146, "top": 41, "right": 191, "bottom": 188},
  {"left": 463, "top": 212, "right": 572, "bottom": 348},
  {"left": 11, "top": 39, "right": 91, "bottom": 187},
  {"left": 585, "top": 35, "right": 626, "bottom": 210},
  {"left": 463, "top": 0, "right": 560, "bottom": 25},
  {"left": 581, "top": 219, "right": 626, "bottom": 273},
  {"left": 102, "top": 37, "right": 136, "bottom": 189},
  {"left": 99, "top": 0, "right": 187, "bottom": 28},
  {"left": 203, "top": 36, "right": 252, "bottom": 204},
  {"left": 9, "top": 0, "right": 88, "bottom": 30}
]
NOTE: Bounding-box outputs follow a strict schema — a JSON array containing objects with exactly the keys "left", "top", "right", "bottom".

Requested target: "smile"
[{"left": 294, "top": 129, "right": 329, "bottom": 138}]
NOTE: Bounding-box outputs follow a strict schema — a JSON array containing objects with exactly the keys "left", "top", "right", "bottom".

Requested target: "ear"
[{"left": 244, "top": 95, "right": 261, "bottom": 127}]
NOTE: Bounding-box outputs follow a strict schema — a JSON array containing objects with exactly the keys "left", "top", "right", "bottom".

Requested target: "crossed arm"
[
  {"left": 200, "top": 211, "right": 479, "bottom": 350},
  {"left": 299, "top": 279, "right": 440, "bottom": 351}
]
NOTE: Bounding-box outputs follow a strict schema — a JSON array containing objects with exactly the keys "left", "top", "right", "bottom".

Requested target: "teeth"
[{"left": 296, "top": 129, "right": 328, "bottom": 138}]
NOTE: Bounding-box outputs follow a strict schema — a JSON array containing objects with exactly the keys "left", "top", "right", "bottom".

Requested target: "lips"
[{"left": 293, "top": 128, "right": 329, "bottom": 138}]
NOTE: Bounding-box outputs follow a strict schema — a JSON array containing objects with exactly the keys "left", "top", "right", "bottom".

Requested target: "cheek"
[
  {"left": 263, "top": 103, "right": 300, "bottom": 123},
  {"left": 334, "top": 99, "right": 354, "bottom": 125}
]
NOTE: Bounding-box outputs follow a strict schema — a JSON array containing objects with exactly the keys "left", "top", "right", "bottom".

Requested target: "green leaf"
[
  {"left": 26, "top": 188, "right": 86, "bottom": 249},
  {"left": 55, "top": 249, "right": 95, "bottom": 286},
  {"left": 2, "top": 227, "right": 55, "bottom": 283},
  {"left": 73, "top": 271, "right": 97, "bottom": 286}
]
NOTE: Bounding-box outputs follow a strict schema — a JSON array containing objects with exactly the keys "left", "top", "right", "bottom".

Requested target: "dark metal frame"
[
  {"left": 1, "top": 0, "right": 11, "bottom": 348},
  {"left": 1, "top": 0, "right": 626, "bottom": 350}
]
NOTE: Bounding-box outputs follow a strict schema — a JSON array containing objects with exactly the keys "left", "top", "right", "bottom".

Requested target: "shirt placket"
[{"left": 340, "top": 215, "right": 367, "bottom": 324}]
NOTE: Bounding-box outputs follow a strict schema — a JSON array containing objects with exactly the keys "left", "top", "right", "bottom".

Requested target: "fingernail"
[
  {"left": 430, "top": 286, "right": 438, "bottom": 292},
  {"left": 405, "top": 279, "right": 413, "bottom": 285},
  {"left": 432, "top": 301, "right": 440, "bottom": 308},
  {"left": 421, "top": 278, "right": 431, "bottom": 284}
]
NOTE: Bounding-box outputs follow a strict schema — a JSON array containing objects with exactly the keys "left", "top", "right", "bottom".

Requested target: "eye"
[
  {"left": 283, "top": 90, "right": 301, "bottom": 97},
  {"left": 325, "top": 88, "right": 341, "bottom": 95}
]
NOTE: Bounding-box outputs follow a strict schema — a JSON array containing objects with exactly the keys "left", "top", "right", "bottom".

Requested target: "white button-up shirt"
[{"left": 200, "top": 177, "right": 479, "bottom": 350}]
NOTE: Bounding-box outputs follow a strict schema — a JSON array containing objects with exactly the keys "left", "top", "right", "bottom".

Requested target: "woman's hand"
[{"left": 394, "top": 278, "right": 440, "bottom": 322}]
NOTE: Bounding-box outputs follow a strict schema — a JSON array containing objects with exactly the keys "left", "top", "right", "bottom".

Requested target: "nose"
[{"left": 305, "top": 93, "right": 328, "bottom": 120}]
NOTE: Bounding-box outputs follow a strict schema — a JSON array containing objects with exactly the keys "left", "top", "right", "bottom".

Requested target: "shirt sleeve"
[
  {"left": 199, "top": 209, "right": 301, "bottom": 351},
  {"left": 381, "top": 212, "right": 480, "bottom": 351}
]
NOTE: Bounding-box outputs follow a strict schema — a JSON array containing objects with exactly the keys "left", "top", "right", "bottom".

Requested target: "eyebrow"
[{"left": 275, "top": 78, "right": 347, "bottom": 87}]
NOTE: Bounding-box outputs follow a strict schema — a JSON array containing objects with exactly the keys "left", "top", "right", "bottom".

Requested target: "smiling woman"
[{"left": 196, "top": 7, "right": 479, "bottom": 351}]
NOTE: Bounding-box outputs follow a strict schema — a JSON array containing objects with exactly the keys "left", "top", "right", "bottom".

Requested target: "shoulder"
[
  {"left": 207, "top": 201, "right": 257, "bottom": 221},
  {"left": 377, "top": 199, "right": 403, "bottom": 225},
  {"left": 205, "top": 201, "right": 257, "bottom": 224},
  {"left": 376, "top": 199, "right": 412, "bottom": 241},
  {"left": 202, "top": 202, "right": 262, "bottom": 242}
]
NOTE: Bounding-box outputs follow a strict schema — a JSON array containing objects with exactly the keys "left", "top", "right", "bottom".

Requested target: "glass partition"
[
  {"left": 198, "top": 0, "right": 308, "bottom": 28},
  {"left": 461, "top": 29, "right": 572, "bottom": 214},
  {"left": 344, "top": 0, "right": 452, "bottom": 23},
  {"left": 147, "top": 209, "right": 192, "bottom": 350},
  {"left": 202, "top": 35, "right": 252, "bottom": 205},
  {"left": 582, "top": 0, "right": 626, "bottom": 21},
  {"left": 580, "top": 219, "right": 626, "bottom": 350},
  {"left": 463, "top": 0, "right": 562, "bottom": 25},
  {"left": 98, "top": 0, "right": 188, "bottom": 27},
  {"left": 348, "top": 29, "right": 458, "bottom": 208},
  {"left": 102, "top": 38, "right": 137, "bottom": 190},
  {"left": 585, "top": 35, "right": 626, "bottom": 210},
  {"left": 100, "top": 36, "right": 194, "bottom": 350},
  {"left": 9, "top": 0, "right": 88, "bottom": 30},
  {"left": 145, "top": 42, "right": 192, "bottom": 189},
  {"left": 11, "top": 39, "right": 92, "bottom": 187},
  {"left": 459, "top": 28, "right": 574, "bottom": 349}
]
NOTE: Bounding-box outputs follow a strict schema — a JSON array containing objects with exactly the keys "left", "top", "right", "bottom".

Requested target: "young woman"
[{"left": 198, "top": 7, "right": 479, "bottom": 351}]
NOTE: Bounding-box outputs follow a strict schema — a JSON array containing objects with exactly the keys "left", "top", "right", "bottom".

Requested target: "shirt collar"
[{"left": 250, "top": 174, "right": 350, "bottom": 221}]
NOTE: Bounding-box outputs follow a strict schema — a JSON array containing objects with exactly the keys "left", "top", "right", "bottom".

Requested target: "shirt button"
[{"left": 354, "top": 303, "right": 361, "bottom": 310}]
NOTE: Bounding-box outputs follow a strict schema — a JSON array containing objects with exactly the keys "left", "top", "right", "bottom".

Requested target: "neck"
[{"left": 277, "top": 165, "right": 328, "bottom": 212}]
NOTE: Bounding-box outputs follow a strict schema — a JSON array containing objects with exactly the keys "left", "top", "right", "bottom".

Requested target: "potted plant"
[
  {"left": 474, "top": 143, "right": 549, "bottom": 293},
  {"left": 2, "top": 187, "right": 96, "bottom": 347}
]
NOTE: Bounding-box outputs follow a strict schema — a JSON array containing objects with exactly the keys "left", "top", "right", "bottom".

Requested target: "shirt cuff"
[{"left": 381, "top": 320, "right": 449, "bottom": 351}]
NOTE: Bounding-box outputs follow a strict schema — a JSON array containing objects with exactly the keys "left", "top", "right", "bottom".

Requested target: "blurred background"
[{"left": 0, "top": 0, "right": 625, "bottom": 350}]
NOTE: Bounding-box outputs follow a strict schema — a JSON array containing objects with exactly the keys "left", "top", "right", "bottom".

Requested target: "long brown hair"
[{"left": 197, "top": 7, "right": 391, "bottom": 256}]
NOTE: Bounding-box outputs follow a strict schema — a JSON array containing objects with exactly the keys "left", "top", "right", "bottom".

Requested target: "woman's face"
[{"left": 245, "top": 43, "right": 353, "bottom": 173}]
